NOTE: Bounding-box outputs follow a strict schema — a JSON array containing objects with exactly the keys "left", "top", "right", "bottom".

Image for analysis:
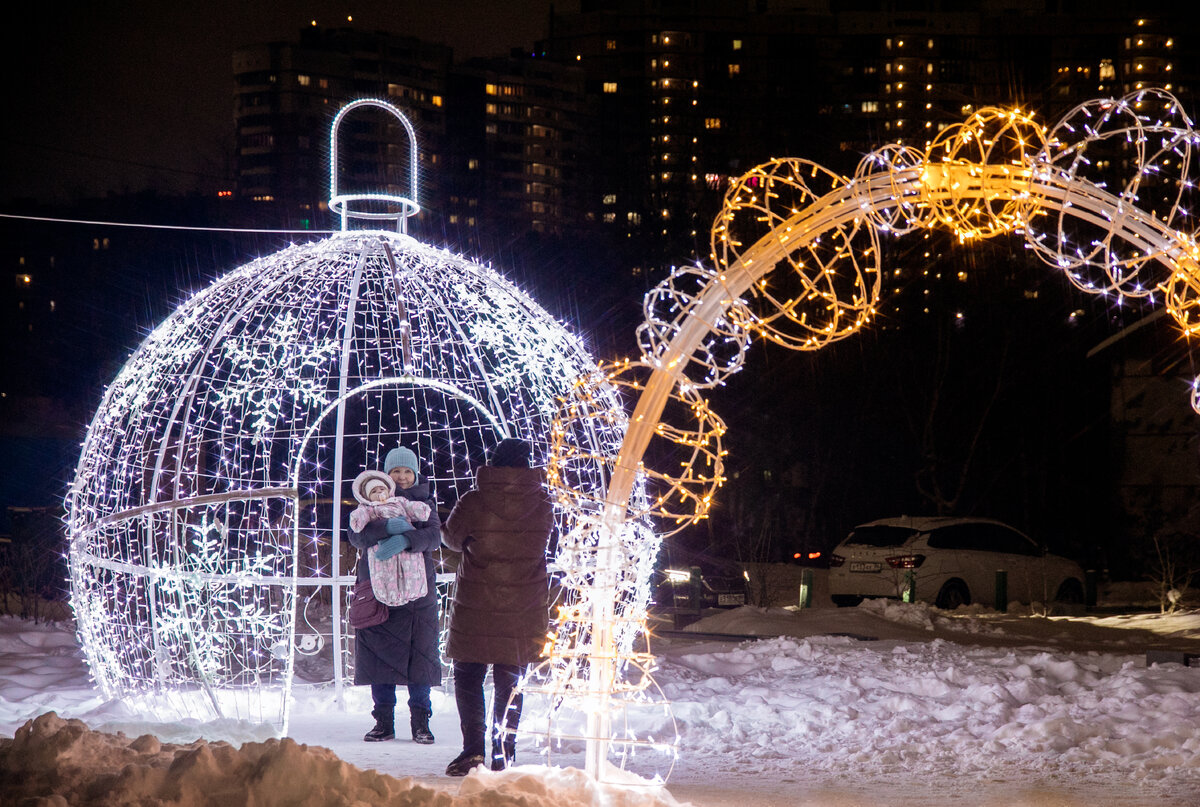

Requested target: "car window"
[
  {"left": 928, "top": 523, "right": 1039, "bottom": 555},
  {"left": 926, "top": 524, "right": 981, "bottom": 550},
  {"left": 846, "top": 526, "right": 917, "bottom": 546},
  {"left": 978, "top": 523, "right": 1040, "bottom": 556}
]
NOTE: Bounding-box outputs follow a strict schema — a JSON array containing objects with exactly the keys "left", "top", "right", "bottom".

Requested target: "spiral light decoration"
[{"left": 540, "top": 88, "right": 1200, "bottom": 781}]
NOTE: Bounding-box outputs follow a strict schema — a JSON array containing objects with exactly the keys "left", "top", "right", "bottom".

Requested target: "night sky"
[{"left": 2, "top": 1, "right": 558, "bottom": 205}]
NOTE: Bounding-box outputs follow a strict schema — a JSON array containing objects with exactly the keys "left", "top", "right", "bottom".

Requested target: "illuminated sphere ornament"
[
  {"left": 636, "top": 265, "right": 751, "bottom": 389},
  {"left": 64, "top": 100, "right": 625, "bottom": 732},
  {"left": 711, "top": 158, "right": 882, "bottom": 350},
  {"left": 923, "top": 107, "right": 1046, "bottom": 240},
  {"left": 854, "top": 143, "right": 934, "bottom": 234},
  {"left": 1028, "top": 88, "right": 1200, "bottom": 299}
]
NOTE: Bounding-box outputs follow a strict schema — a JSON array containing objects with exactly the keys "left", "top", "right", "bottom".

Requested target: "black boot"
[
  {"left": 364, "top": 706, "right": 395, "bottom": 742},
  {"left": 411, "top": 707, "right": 435, "bottom": 744},
  {"left": 445, "top": 750, "right": 485, "bottom": 776}
]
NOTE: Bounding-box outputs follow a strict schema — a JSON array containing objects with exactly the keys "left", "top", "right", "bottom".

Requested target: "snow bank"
[
  {"left": 0, "top": 712, "right": 683, "bottom": 807},
  {"left": 4, "top": 606, "right": 1200, "bottom": 805}
]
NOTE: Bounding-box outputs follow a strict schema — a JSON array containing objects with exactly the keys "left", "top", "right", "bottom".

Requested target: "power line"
[{"left": 0, "top": 212, "right": 338, "bottom": 235}]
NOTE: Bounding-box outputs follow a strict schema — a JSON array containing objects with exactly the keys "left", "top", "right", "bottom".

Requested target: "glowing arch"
[{"left": 544, "top": 88, "right": 1200, "bottom": 778}]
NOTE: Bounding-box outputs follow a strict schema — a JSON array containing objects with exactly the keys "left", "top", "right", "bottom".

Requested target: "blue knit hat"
[{"left": 384, "top": 446, "right": 419, "bottom": 477}]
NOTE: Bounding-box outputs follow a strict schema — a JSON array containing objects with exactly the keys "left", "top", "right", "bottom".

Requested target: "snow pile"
[
  {"left": 3, "top": 605, "right": 1200, "bottom": 805},
  {"left": 0, "top": 711, "right": 682, "bottom": 807},
  {"left": 662, "top": 634, "right": 1200, "bottom": 781}
]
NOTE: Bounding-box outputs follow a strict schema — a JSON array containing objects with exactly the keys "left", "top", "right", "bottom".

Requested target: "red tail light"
[
  {"left": 886, "top": 554, "right": 925, "bottom": 569},
  {"left": 829, "top": 553, "right": 846, "bottom": 568}
]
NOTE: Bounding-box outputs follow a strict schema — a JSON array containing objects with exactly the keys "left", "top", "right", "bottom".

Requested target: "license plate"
[
  {"left": 717, "top": 593, "right": 745, "bottom": 606},
  {"left": 849, "top": 561, "right": 881, "bottom": 573}
]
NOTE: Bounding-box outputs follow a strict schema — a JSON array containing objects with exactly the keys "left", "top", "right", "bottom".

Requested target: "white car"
[{"left": 828, "top": 516, "right": 1086, "bottom": 610}]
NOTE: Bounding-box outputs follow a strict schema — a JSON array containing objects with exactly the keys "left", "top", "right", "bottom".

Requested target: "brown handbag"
[{"left": 348, "top": 578, "right": 388, "bottom": 628}]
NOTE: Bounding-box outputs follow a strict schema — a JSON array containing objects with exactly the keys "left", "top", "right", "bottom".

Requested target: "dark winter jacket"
[
  {"left": 348, "top": 480, "right": 442, "bottom": 687},
  {"left": 442, "top": 465, "right": 555, "bottom": 666}
]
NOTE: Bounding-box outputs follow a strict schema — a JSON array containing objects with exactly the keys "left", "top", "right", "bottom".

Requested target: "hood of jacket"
[{"left": 472, "top": 466, "right": 548, "bottom": 522}]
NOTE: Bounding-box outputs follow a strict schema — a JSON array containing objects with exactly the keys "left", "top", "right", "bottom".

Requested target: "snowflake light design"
[{"left": 66, "top": 102, "right": 628, "bottom": 732}]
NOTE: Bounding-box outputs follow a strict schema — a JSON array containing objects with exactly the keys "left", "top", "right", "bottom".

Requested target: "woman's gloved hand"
[
  {"left": 374, "top": 533, "right": 411, "bottom": 560},
  {"left": 385, "top": 516, "right": 413, "bottom": 535}
]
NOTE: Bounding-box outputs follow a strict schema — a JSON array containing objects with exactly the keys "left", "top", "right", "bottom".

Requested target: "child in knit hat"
[
  {"left": 349, "top": 469, "right": 432, "bottom": 610},
  {"left": 350, "top": 469, "right": 431, "bottom": 533}
]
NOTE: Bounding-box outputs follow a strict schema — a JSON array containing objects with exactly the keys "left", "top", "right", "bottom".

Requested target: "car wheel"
[
  {"left": 1054, "top": 578, "right": 1084, "bottom": 604},
  {"left": 831, "top": 594, "right": 863, "bottom": 607},
  {"left": 935, "top": 580, "right": 970, "bottom": 610}
]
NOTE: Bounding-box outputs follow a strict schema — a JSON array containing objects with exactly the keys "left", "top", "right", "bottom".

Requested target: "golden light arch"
[{"left": 539, "top": 88, "right": 1200, "bottom": 779}]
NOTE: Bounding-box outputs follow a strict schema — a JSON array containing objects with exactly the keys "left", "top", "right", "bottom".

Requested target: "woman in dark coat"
[
  {"left": 441, "top": 437, "right": 554, "bottom": 775},
  {"left": 347, "top": 445, "right": 441, "bottom": 744}
]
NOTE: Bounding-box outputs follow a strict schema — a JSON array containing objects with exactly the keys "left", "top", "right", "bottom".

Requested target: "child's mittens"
[
  {"left": 374, "top": 533, "right": 411, "bottom": 560},
  {"left": 406, "top": 500, "right": 432, "bottom": 522}
]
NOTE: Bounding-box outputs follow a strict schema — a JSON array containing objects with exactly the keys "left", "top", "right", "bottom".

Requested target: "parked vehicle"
[
  {"left": 828, "top": 516, "right": 1085, "bottom": 610},
  {"left": 655, "top": 566, "right": 750, "bottom": 609}
]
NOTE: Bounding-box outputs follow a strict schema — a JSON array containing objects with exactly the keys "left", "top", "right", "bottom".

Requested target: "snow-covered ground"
[{"left": 2, "top": 593, "right": 1200, "bottom": 806}]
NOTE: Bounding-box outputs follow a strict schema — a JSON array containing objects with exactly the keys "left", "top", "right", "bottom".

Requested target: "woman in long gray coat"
[
  {"left": 441, "top": 437, "right": 554, "bottom": 776},
  {"left": 348, "top": 445, "right": 442, "bottom": 744}
]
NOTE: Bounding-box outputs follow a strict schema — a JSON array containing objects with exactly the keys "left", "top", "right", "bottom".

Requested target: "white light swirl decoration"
[
  {"left": 543, "top": 88, "right": 1200, "bottom": 780},
  {"left": 65, "top": 100, "right": 628, "bottom": 734}
]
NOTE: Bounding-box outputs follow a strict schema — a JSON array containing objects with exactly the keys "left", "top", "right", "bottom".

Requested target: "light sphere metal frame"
[{"left": 64, "top": 100, "right": 631, "bottom": 734}]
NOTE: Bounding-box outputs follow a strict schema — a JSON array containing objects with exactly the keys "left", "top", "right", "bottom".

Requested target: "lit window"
[
  {"left": 705, "top": 117, "right": 722, "bottom": 129},
  {"left": 432, "top": 95, "right": 443, "bottom": 107},
  {"left": 297, "top": 74, "right": 311, "bottom": 87},
  {"left": 603, "top": 194, "right": 616, "bottom": 205},
  {"left": 728, "top": 64, "right": 740, "bottom": 76},
  {"left": 861, "top": 101, "right": 878, "bottom": 113},
  {"left": 604, "top": 212, "right": 616, "bottom": 223},
  {"left": 486, "top": 83, "right": 498, "bottom": 95},
  {"left": 603, "top": 82, "right": 618, "bottom": 93},
  {"left": 468, "top": 158, "right": 479, "bottom": 170},
  {"left": 318, "top": 78, "right": 329, "bottom": 89},
  {"left": 606, "top": 39, "right": 617, "bottom": 50},
  {"left": 732, "top": 39, "right": 742, "bottom": 50}
]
